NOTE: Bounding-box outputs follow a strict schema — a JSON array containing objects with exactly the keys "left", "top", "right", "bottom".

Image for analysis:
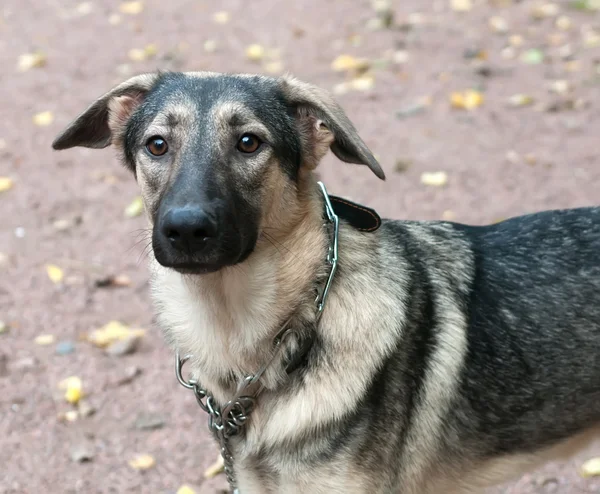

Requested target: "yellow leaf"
[
  {"left": 450, "top": 90, "right": 483, "bottom": 110},
  {"left": 119, "top": 1, "right": 143, "bottom": 15},
  {"left": 59, "top": 376, "right": 83, "bottom": 404},
  {"left": 128, "top": 48, "right": 146, "bottom": 62},
  {"left": 33, "top": 111, "right": 54, "bottom": 127},
  {"left": 420, "top": 171, "right": 448, "bottom": 187},
  {"left": 17, "top": 52, "right": 47, "bottom": 72},
  {"left": 65, "top": 386, "right": 82, "bottom": 404},
  {"left": 331, "top": 54, "right": 369, "bottom": 72},
  {"left": 46, "top": 264, "right": 64, "bottom": 284},
  {"left": 0, "top": 177, "right": 14, "bottom": 192},
  {"left": 59, "top": 375, "right": 82, "bottom": 391},
  {"left": 176, "top": 486, "right": 196, "bottom": 494},
  {"left": 34, "top": 334, "right": 56, "bottom": 346},
  {"left": 87, "top": 320, "right": 146, "bottom": 348},
  {"left": 129, "top": 454, "right": 156, "bottom": 470},
  {"left": 508, "top": 94, "right": 535, "bottom": 107},
  {"left": 245, "top": 44, "right": 265, "bottom": 62},
  {"left": 203, "top": 454, "right": 225, "bottom": 479},
  {"left": 124, "top": 196, "right": 144, "bottom": 218},
  {"left": 212, "top": 11, "right": 230, "bottom": 24},
  {"left": 144, "top": 44, "right": 158, "bottom": 57},
  {"left": 450, "top": 0, "right": 472, "bottom": 12},
  {"left": 581, "top": 457, "right": 600, "bottom": 477}
]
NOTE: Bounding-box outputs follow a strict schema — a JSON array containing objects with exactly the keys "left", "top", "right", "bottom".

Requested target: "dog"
[{"left": 52, "top": 71, "right": 600, "bottom": 494}]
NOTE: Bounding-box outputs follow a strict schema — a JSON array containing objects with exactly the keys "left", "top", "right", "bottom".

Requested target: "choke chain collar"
[{"left": 175, "top": 181, "right": 339, "bottom": 492}]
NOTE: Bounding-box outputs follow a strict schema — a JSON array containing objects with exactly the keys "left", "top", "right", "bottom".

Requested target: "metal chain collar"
[{"left": 175, "top": 181, "right": 339, "bottom": 492}]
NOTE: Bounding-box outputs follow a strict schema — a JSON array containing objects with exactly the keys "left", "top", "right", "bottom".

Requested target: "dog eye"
[
  {"left": 236, "top": 134, "right": 261, "bottom": 154},
  {"left": 145, "top": 136, "right": 168, "bottom": 156}
]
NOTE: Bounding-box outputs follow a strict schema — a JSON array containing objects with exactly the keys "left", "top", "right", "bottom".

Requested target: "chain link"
[{"left": 175, "top": 181, "right": 339, "bottom": 492}]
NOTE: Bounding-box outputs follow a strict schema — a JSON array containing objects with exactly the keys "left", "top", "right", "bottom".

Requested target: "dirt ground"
[{"left": 1, "top": 0, "right": 599, "bottom": 493}]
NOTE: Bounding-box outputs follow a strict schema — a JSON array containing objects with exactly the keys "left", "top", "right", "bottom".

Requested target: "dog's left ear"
[
  {"left": 52, "top": 73, "right": 160, "bottom": 151},
  {"left": 279, "top": 75, "right": 385, "bottom": 180}
]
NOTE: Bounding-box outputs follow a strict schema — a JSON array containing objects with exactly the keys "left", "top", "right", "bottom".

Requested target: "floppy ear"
[
  {"left": 52, "top": 73, "right": 160, "bottom": 151},
  {"left": 278, "top": 75, "right": 385, "bottom": 180}
]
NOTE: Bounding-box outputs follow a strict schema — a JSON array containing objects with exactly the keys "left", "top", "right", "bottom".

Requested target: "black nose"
[{"left": 160, "top": 207, "right": 218, "bottom": 252}]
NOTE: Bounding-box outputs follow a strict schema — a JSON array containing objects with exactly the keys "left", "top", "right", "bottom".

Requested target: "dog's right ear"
[{"left": 52, "top": 73, "right": 159, "bottom": 151}]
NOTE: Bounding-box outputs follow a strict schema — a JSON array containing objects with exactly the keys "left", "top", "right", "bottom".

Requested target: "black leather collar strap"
[{"left": 329, "top": 195, "right": 381, "bottom": 232}]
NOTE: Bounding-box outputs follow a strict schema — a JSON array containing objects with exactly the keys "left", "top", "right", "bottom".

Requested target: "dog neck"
[{"left": 150, "top": 176, "right": 328, "bottom": 404}]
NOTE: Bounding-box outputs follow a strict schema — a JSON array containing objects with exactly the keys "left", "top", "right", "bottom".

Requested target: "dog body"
[{"left": 53, "top": 72, "right": 600, "bottom": 493}]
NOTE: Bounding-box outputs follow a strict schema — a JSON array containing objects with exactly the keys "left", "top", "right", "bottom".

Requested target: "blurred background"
[{"left": 1, "top": 0, "right": 599, "bottom": 492}]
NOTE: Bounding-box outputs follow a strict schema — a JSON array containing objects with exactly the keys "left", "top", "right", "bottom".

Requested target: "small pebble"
[
  {"left": 78, "top": 400, "right": 96, "bottom": 418},
  {"left": 134, "top": 412, "right": 166, "bottom": 430},
  {"left": 14, "top": 227, "right": 25, "bottom": 238},
  {"left": 70, "top": 440, "right": 95, "bottom": 463},
  {"left": 105, "top": 334, "right": 140, "bottom": 356},
  {"left": 56, "top": 341, "right": 75, "bottom": 356},
  {"left": 116, "top": 365, "right": 142, "bottom": 386}
]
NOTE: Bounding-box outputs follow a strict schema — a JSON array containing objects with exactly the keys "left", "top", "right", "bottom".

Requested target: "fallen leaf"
[
  {"left": 204, "top": 454, "right": 225, "bottom": 479},
  {"left": 530, "top": 3, "right": 560, "bottom": 19},
  {"left": 203, "top": 40, "right": 217, "bottom": 53},
  {"left": 331, "top": 54, "right": 370, "bottom": 73},
  {"left": 212, "top": 11, "right": 230, "bottom": 24},
  {"left": 245, "top": 44, "right": 265, "bottom": 62},
  {"left": 521, "top": 48, "right": 545, "bottom": 64},
  {"left": 509, "top": 35, "right": 524, "bottom": 47},
  {"left": 488, "top": 16, "right": 509, "bottom": 34},
  {"left": 569, "top": 0, "right": 600, "bottom": 11},
  {"left": 450, "top": 90, "right": 484, "bottom": 110},
  {"left": 582, "top": 29, "right": 600, "bottom": 48},
  {"left": 17, "top": 52, "right": 47, "bottom": 72},
  {"left": 59, "top": 376, "right": 83, "bottom": 404},
  {"left": 0, "top": 321, "right": 8, "bottom": 334},
  {"left": 450, "top": 0, "right": 472, "bottom": 11},
  {"left": 0, "top": 177, "right": 14, "bottom": 192},
  {"left": 549, "top": 80, "right": 571, "bottom": 94},
  {"left": 524, "top": 153, "right": 537, "bottom": 165},
  {"left": 556, "top": 15, "right": 572, "bottom": 30},
  {"left": 33, "top": 111, "right": 54, "bottom": 127},
  {"left": 128, "top": 48, "right": 146, "bottom": 62},
  {"left": 144, "top": 44, "right": 158, "bottom": 57},
  {"left": 264, "top": 61, "right": 284, "bottom": 74},
  {"left": 349, "top": 74, "right": 375, "bottom": 91},
  {"left": 129, "top": 454, "right": 156, "bottom": 471},
  {"left": 87, "top": 320, "right": 146, "bottom": 348},
  {"left": 76, "top": 2, "right": 94, "bottom": 16},
  {"left": 581, "top": 457, "right": 600, "bottom": 477},
  {"left": 34, "top": 334, "right": 56, "bottom": 346},
  {"left": 176, "top": 486, "right": 196, "bottom": 494},
  {"left": 119, "top": 1, "right": 143, "bottom": 15},
  {"left": 124, "top": 196, "right": 144, "bottom": 218},
  {"left": 508, "top": 94, "right": 535, "bottom": 107},
  {"left": 420, "top": 171, "right": 448, "bottom": 187},
  {"left": 46, "top": 264, "right": 64, "bottom": 284}
]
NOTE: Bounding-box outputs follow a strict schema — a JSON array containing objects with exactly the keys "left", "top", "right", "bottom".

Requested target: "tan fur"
[{"left": 52, "top": 71, "right": 597, "bottom": 494}]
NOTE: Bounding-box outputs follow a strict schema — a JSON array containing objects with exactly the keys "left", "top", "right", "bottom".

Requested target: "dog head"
[{"left": 52, "top": 72, "right": 384, "bottom": 274}]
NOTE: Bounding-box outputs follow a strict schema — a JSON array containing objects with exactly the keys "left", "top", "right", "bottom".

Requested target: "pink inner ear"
[{"left": 107, "top": 93, "right": 144, "bottom": 135}]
